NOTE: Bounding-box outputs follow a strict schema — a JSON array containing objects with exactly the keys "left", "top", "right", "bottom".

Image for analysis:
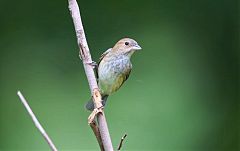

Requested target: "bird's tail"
[{"left": 85, "top": 95, "right": 109, "bottom": 111}]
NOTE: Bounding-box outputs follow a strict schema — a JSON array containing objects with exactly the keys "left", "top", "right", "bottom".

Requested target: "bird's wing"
[
  {"left": 122, "top": 68, "right": 132, "bottom": 84},
  {"left": 99, "top": 48, "right": 112, "bottom": 64},
  {"left": 112, "top": 68, "right": 132, "bottom": 92},
  {"left": 96, "top": 48, "right": 112, "bottom": 81}
]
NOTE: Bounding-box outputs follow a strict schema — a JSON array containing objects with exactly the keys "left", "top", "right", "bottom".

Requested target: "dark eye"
[{"left": 125, "top": 42, "right": 129, "bottom": 45}]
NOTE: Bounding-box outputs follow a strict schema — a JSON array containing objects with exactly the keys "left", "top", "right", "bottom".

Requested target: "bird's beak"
[{"left": 132, "top": 44, "right": 142, "bottom": 50}]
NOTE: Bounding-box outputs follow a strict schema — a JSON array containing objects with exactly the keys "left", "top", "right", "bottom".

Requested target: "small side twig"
[
  {"left": 117, "top": 133, "right": 127, "bottom": 150},
  {"left": 90, "top": 121, "right": 104, "bottom": 151},
  {"left": 17, "top": 91, "right": 58, "bottom": 151}
]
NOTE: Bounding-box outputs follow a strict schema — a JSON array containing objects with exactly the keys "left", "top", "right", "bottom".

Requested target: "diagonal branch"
[
  {"left": 68, "top": 0, "right": 114, "bottom": 150},
  {"left": 17, "top": 91, "right": 58, "bottom": 151},
  {"left": 90, "top": 121, "right": 104, "bottom": 151}
]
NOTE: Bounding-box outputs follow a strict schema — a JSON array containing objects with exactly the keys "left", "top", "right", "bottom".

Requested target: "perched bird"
[{"left": 85, "top": 38, "right": 141, "bottom": 110}]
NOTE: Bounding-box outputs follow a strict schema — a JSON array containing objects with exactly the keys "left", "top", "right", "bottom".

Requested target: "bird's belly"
[
  {"left": 99, "top": 76, "right": 124, "bottom": 95},
  {"left": 98, "top": 58, "right": 131, "bottom": 95}
]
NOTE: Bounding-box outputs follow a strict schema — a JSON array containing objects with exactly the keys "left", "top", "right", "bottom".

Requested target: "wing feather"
[
  {"left": 96, "top": 48, "right": 112, "bottom": 80},
  {"left": 112, "top": 68, "right": 132, "bottom": 92},
  {"left": 99, "top": 48, "right": 112, "bottom": 63}
]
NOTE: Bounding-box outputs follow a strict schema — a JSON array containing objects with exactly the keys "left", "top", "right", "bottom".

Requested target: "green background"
[{"left": 0, "top": 0, "right": 238, "bottom": 150}]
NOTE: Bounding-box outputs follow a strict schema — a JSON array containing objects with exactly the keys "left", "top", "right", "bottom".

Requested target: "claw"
[{"left": 86, "top": 61, "right": 98, "bottom": 69}]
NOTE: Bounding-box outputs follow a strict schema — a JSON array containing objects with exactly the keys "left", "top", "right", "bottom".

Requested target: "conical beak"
[{"left": 132, "top": 44, "right": 142, "bottom": 50}]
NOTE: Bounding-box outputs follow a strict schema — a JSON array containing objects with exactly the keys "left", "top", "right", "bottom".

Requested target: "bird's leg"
[{"left": 85, "top": 61, "right": 98, "bottom": 79}]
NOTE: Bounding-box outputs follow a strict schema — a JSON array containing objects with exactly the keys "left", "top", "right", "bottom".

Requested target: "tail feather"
[{"left": 85, "top": 95, "right": 109, "bottom": 111}]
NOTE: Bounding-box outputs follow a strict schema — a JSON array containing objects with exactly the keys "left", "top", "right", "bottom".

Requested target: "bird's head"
[{"left": 112, "top": 38, "right": 141, "bottom": 57}]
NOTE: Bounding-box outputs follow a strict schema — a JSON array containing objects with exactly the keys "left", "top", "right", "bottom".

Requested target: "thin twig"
[
  {"left": 17, "top": 91, "right": 58, "bottom": 151},
  {"left": 90, "top": 121, "right": 104, "bottom": 151},
  {"left": 117, "top": 133, "right": 127, "bottom": 150},
  {"left": 68, "top": 0, "right": 114, "bottom": 150}
]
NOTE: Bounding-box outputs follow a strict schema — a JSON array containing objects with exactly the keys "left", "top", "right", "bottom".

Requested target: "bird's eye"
[{"left": 125, "top": 42, "right": 129, "bottom": 45}]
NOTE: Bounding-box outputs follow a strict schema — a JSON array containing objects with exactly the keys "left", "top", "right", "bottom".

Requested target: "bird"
[{"left": 85, "top": 38, "right": 141, "bottom": 111}]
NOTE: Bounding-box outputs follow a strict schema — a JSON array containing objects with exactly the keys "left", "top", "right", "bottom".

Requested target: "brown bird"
[{"left": 86, "top": 38, "right": 141, "bottom": 110}]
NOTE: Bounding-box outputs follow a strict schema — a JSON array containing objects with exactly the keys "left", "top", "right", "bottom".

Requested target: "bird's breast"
[{"left": 98, "top": 55, "right": 132, "bottom": 94}]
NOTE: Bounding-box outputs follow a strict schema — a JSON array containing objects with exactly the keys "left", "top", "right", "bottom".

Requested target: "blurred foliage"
[{"left": 0, "top": 0, "right": 239, "bottom": 150}]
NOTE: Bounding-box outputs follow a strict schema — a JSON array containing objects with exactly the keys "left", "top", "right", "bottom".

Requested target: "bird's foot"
[
  {"left": 85, "top": 61, "right": 98, "bottom": 69},
  {"left": 88, "top": 106, "right": 104, "bottom": 124}
]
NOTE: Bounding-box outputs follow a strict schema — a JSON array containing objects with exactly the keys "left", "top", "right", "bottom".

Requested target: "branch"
[
  {"left": 17, "top": 91, "right": 58, "bottom": 151},
  {"left": 117, "top": 133, "right": 127, "bottom": 150},
  {"left": 90, "top": 121, "right": 104, "bottom": 151},
  {"left": 68, "top": 0, "right": 114, "bottom": 150}
]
